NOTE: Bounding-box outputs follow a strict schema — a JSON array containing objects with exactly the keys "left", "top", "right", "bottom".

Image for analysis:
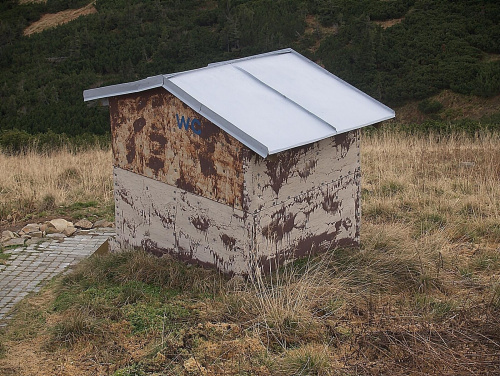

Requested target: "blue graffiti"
[{"left": 176, "top": 114, "right": 201, "bottom": 135}]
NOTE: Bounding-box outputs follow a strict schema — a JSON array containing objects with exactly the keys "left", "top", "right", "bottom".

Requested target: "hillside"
[{"left": 0, "top": 0, "right": 499, "bottom": 149}]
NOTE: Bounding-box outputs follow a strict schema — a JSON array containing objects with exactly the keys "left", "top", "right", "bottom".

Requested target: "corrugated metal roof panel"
[{"left": 83, "top": 49, "right": 395, "bottom": 157}]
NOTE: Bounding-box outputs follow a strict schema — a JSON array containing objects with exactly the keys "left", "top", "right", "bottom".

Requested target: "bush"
[{"left": 418, "top": 99, "right": 444, "bottom": 114}]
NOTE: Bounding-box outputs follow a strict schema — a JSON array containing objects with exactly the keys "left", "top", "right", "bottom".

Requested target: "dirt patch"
[
  {"left": 304, "top": 14, "right": 338, "bottom": 53},
  {"left": 23, "top": 2, "right": 97, "bottom": 36},
  {"left": 374, "top": 17, "right": 404, "bottom": 29},
  {"left": 393, "top": 89, "right": 500, "bottom": 123},
  {"left": 485, "top": 53, "right": 500, "bottom": 62}
]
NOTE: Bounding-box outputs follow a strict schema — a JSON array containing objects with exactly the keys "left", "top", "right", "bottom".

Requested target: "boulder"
[
  {"left": 21, "top": 223, "right": 40, "bottom": 234},
  {"left": 1, "top": 230, "right": 16, "bottom": 241},
  {"left": 93, "top": 219, "right": 114, "bottom": 228},
  {"left": 43, "top": 218, "right": 73, "bottom": 234},
  {"left": 75, "top": 219, "right": 93, "bottom": 230},
  {"left": 43, "top": 222, "right": 58, "bottom": 234},
  {"left": 63, "top": 226, "right": 77, "bottom": 237},
  {"left": 30, "top": 231, "right": 43, "bottom": 238},
  {"left": 49, "top": 218, "right": 73, "bottom": 232}
]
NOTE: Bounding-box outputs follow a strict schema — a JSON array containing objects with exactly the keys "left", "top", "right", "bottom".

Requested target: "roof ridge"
[{"left": 231, "top": 65, "right": 338, "bottom": 133}]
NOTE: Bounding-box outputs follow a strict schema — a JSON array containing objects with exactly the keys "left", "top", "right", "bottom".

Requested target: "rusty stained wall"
[
  {"left": 109, "top": 87, "right": 360, "bottom": 274},
  {"left": 243, "top": 131, "right": 361, "bottom": 271},
  {"left": 108, "top": 88, "right": 245, "bottom": 209},
  {"left": 113, "top": 130, "right": 360, "bottom": 274}
]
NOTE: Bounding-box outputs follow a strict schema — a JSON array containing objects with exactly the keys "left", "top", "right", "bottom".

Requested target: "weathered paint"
[
  {"left": 243, "top": 131, "right": 360, "bottom": 272},
  {"left": 114, "top": 167, "right": 250, "bottom": 274},
  {"left": 109, "top": 88, "right": 245, "bottom": 209},
  {"left": 111, "top": 101, "right": 361, "bottom": 274}
]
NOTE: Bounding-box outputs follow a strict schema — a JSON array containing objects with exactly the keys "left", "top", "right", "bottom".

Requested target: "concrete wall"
[{"left": 110, "top": 88, "right": 361, "bottom": 274}]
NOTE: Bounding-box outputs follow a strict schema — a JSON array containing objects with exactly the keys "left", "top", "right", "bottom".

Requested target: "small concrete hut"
[{"left": 84, "top": 48, "right": 395, "bottom": 274}]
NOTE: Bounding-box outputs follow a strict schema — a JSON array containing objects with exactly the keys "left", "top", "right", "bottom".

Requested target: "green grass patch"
[
  {"left": 413, "top": 294, "right": 458, "bottom": 320},
  {"left": 380, "top": 181, "right": 405, "bottom": 197},
  {"left": 56, "top": 200, "right": 115, "bottom": 222},
  {"left": 415, "top": 213, "right": 447, "bottom": 237},
  {"left": 51, "top": 310, "right": 104, "bottom": 347},
  {"left": 0, "top": 248, "right": 10, "bottom": 261},
  {"left": 125, "top": 303, "right": 191, "bottom": 334},
  {"left": 48, "top": 250, "right": 226, "bottom": 346}
]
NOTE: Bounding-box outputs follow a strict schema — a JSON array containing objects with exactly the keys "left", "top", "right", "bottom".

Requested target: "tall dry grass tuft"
[
  {"left": 0, "top": 146, "right": 113, "bottom": 222},
  {"left": 239, "top": 257, "right": 343, "bottom": 349}
]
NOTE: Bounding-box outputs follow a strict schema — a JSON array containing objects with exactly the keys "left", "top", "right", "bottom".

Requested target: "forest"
[{"left": 0, "top": 0, "right": 499, "bottom": 150}]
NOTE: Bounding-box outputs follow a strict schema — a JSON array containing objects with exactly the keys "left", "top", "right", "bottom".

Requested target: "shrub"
[{"left": 418, "top": 99, "right": 444, "bottom": 114}]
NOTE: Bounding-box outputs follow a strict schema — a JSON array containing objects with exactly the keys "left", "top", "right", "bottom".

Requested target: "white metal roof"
[{"left": 84, "top": 48, "right": 395, "bottom": 157}]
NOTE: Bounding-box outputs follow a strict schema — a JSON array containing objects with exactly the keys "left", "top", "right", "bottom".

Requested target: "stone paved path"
[{"left": 0, "top": 228, "right": 115, "bottom": 326}]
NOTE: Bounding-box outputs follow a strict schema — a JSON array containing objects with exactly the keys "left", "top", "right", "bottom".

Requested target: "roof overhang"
[{"left": 83, "top": 49, "right": 395, "bottom": 158}]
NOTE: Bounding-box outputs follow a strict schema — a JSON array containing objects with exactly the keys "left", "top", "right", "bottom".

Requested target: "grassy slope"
[{"left": 0, "top": 130, "right": 498, "bottom": 375}]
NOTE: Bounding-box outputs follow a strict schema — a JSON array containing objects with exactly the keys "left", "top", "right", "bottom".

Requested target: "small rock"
[
  {"left": 21, "top": 234, "right": 31, "bottom": 239},
  {"left": 49, "top": 218, "right": 73, "bottom": 232},
  {"left": 30, "top": 231, "right": 43, "bottom": 238},
  {"left": 43, "top": 222, "right": 59, "bottom": 234},
  {"left": 21, "top": 223, "right": 40, "bottom": 234},
  {"left": 75, "top": 219, "right": 93, "bottom": 229},
  {"left": 1, "top": 230, "right": 15, "bottom": 240},
  {"left": 2, "top": 238, "right": 25, "bottom": 247},
  {"left": 93, "top": 220, "right": 114, "bottom": 228},
  {"left": 63, "top": 226, "right": 77, "bottom": 237}
]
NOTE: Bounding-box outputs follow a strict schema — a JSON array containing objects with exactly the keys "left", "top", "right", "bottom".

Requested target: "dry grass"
[
  {"left": 373, "top": 17, "right": 405, "bottom": 29},
  {"left": 23, "top": 2, "right": 97, "bottom": 36},
  {"left": 0, "top": 129, "right": 499, "bottom": 375},
  {"left": 0, "top": 146, "right": 113, "bottom": 224}
]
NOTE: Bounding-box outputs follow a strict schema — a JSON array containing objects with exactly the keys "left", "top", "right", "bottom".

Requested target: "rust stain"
[
  {"left": 133, "top": 117, "right": 146, "bottom": 132},
  {"left": 298, "top": 159, "right": 318, "bottom": 180},
  {"left": 111, "top": 88, "right": 245, "bottom": 209},
  {"left": 146, "top": 156, "right": 164, "bottom": 173},
  {"left": 262, "top": 207, "right": 296, "bottom": 242},
  {"left": 220, "top": 234, "right": 236, "bottom": 250},
  {"left": 322, "top": 190, "right": 340, "bottom": 213},
  {"left": 191, "top": 216, "right": 210, "bottom": 232},
  {"left": 125, "top": 137, "right": 136, "bottom": 164},
  {"left": 264, "top": 150, "right": 301, "bottom": 195}
]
